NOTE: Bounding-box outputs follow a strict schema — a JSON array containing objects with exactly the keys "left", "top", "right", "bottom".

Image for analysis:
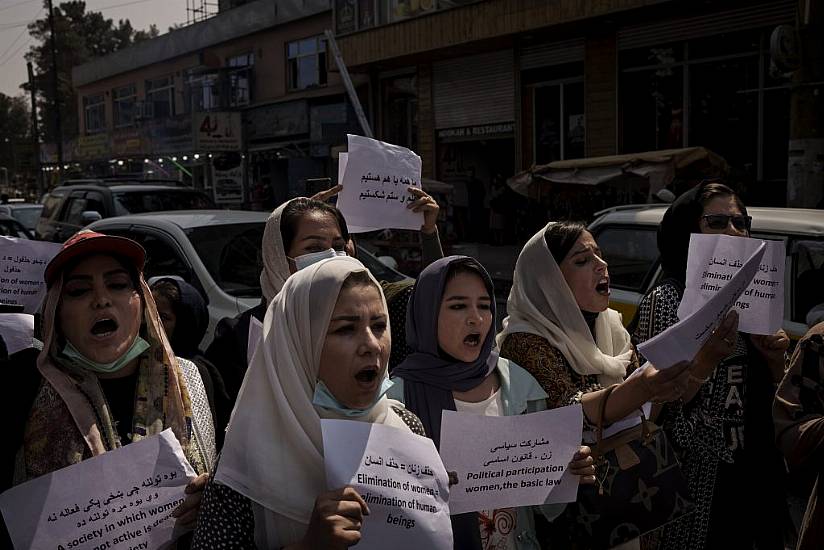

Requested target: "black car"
[
  {"left": 0, "top": 214, "right": 33, "bottom": 239},
  {"left": 34, "top": 179, "right": 215, "bottom": 242},
  {"left": 0, "top": 203, "right": 43, "bottom": 233}
]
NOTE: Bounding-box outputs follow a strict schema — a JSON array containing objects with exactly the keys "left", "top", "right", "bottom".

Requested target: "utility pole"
[
  {"left": 47, "top": 0, "right": 63, "bottom": 169},
  {"left": 28, "top": 62, "right": 43, "bottom": 196},
  {"left": 787, "top": 0, "right": 824, "bottom": 207}
]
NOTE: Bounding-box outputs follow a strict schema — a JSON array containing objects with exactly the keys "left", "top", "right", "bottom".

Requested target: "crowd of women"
[{"left": 2, "top": 178, "right": 823, "bottom": 550}]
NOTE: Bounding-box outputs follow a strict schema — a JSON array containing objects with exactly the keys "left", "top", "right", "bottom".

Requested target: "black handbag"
[{"left": 570, "top": 385, "right": 694, "bottom": 548}]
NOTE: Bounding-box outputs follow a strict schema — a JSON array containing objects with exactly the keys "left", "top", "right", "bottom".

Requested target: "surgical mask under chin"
[
  {"left": 61, "top": 336, "right": 150, "bottom": 374},
  {"left": 290, "top": 249, "right": 347, "bottom": 271},
  {"left": 312, "top": 377, "right": 394, "bottom": 417}
]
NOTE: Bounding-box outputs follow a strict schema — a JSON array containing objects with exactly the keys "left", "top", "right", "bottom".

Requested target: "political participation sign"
[
  {"left": 335, "top": 135, "right": 424, "bottom": 233},
  {"left": 439, "top": 405, "right": 583, "bottom": 515},
  {"left": 638, "top": 241, "right": 766, "bottom": 369},
  {"left": 322, "top": 419, "right": 452, "bottom": 550},
  {"left": 678, "top": 234, "right": 785, "bottom": 335},
  {"left": 0, "top": 430, "right": 196, "bottom": 550}
]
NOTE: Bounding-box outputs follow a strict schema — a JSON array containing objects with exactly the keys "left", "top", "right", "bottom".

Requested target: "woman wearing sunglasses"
[{"left": 632, "top": 180, "right": 791, "bottom": 550}]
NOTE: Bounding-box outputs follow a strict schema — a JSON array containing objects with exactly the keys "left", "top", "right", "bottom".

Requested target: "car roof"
[
  {"left": 1, "top": 203, "right": 41, "bottom": 209},
  {"left": 53, "top": 184, "right": 207, "bottom": 193},
  {"left": 592, "top": 204, "right": 824, "bottom": 236},
  {"left": 92, "top": 209, "right": 269, "bottom": 229}
]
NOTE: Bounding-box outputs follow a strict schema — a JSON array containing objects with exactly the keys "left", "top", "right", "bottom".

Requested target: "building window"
[
  {"left": 186, "top": 72, "right": 220, "bottom": 113},
  {"left": 227, "top": 53, "right": 254, "bottom": 107},
  {"left": 287, "top": 36, "right": 327, "bottom": 91},
  {"left": 532, "top": 80, "right": 585, "bottom": 164},
  {"left": 83, "top": 94, "right": 106, "bottom": 134},
  {"left": 113, "top": 84, "right": 136, "bottom": 127},
  {"left": 146, "top": 76, "right": 175, "bottom": 119},
  {"left": 381, "top": 74, "right": 417, "bottom": 150},
  {"left": 620, "top": 29, "right": 789, "bottom": 192}
]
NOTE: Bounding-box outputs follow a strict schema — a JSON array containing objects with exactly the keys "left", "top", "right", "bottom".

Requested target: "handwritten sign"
[
  {"left": 322, "top": 419, "right": 452, "bottom": 550},
  {"left": 638, "top": 242, "right": 766, "bottom": 369},
  {"left": 335, "top": 135, "right": 424, "bottom": 233},
  {"left": 0, "top": 429, "right": 196, "bottom": 550},
  {"left": 439, "top": 405, "right": 583, "bottom": 515},
  {"left": 678, "top": 234, "right": 785, "bottom": 335},
  {"left": 0, "top": 313, "right": 34, "bottom": 356},
  {"left": 0, "top": 237, "right": 61, "bottom": 313}
]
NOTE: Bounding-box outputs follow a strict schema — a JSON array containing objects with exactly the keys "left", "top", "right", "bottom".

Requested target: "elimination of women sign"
[
  {"left": 0, "top": 430, "right": 195, "bottom": 550},
  {"left": 322, "top": 419, "right": 452, "bottom": 550}
]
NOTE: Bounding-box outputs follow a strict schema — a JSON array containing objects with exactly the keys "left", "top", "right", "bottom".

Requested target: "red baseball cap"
[{"left": 44, "top": 230, "right": 146, "bottom": 287}]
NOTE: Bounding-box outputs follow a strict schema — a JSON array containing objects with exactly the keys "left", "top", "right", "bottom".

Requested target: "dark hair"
[
  {"left": 340, "top": 270, "right": 377, "bottom": 292},
  {"left": 696, "top": 181, "right": 746, "bottom": 218},
  {"left": 151, "top": 279, "right": 180, "bottom": 306},
  {"left": 543, "top": 221, "right": 587, "bottom": 264},
  {"left": 280, "top": 198, "right": 346, "bottom": 253},
  {"left": 444, "top": 259, "right": 494, "bottom": 298}
]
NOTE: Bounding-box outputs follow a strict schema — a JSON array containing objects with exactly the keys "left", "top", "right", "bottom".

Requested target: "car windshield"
[
  {"left": 187, "top": 223, "right": 264, "bottom": 297},
  {"left": 0, "top": 220, "right": 29, "bottom": 239},
  {"left": 10, "top": 206, "right": 43, "bottom": 230},
  {"left": 113, "top": 191, "right": 214, "bottom": 215}
]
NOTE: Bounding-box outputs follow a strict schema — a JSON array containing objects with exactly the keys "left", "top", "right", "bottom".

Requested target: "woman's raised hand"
[
  {"left": 751, "top": 329, "right": 790, "bottom": 382},
  {"left": 299, "top": 486, "right": 370, "bottom": 549},
  {"left": 639, "top": 361, "right": 692, "bottom": 403},
  {"left": 406, "top": 187, "right": 440, "bottom": 234}
]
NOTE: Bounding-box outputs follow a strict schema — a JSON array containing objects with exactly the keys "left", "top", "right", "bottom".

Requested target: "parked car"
[
  {"left": 0, "top": 203, "right": 43, "bottom": 233},
  {"left": 588, "top": 205, "right": 824, "bottom": 339},
  {"left": 88, "top": 210, "right": 409, "bottom": 348},
  {"left": 35, "top": 179, "right": 214, "bottom": 242},
  {"left": 0, "top": 214, "right": 32, "bottom": 239}
]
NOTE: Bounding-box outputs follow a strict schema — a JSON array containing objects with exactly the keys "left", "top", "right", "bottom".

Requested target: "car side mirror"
[{"left": 80, "top": 210, "right": 103, "bottom": 225}]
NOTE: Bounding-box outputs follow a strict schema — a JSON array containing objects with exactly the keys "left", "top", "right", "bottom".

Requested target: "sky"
[{"left": 0, "top": 0, "right": 186, "bottom": 98}]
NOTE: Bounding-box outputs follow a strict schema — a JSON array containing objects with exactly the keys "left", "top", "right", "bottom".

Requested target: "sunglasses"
[{"left": 701, "top": 214, "right": 752, "bottom": 231}]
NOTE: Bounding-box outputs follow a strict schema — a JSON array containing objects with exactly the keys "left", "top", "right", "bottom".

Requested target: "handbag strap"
[{"left": 596, "top": 384, "right": 652, "bottom": 449}]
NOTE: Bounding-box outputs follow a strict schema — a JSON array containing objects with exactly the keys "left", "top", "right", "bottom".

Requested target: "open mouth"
[
  {"left": 91, "top": 318, "right": 118, "bottom": 337},
  {"left": 463, "top": 333, "right": 481, "bottom": 347},
  {"left": 595, "top": 278, "right": 610, "bottom": 296},
  {"left": 354, "top": 365, "right": 379, "bottom": 384}
]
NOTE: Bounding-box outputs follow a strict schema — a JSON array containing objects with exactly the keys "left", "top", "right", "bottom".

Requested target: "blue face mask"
[
  {"left": 61, "top": 336, "right": 150, "bottom": 374},
  {"left": 291, "top": 249, "right": 347, "bottom": 271},
  {"left": 312, "top": 377, "right": 395, "bottom": 417}
]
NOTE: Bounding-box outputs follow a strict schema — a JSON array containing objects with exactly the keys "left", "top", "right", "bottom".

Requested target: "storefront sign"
[
  {"left": 436, "top": 123, "right": 515, "bottom": 141},
  {"left": 73, "top": 133, "right": 110, "bottom": 161},
  {"left": 194, "top": 112, "right": 242, "bottom": 152},
  {"left": 147, "top": 118, "right": 193, "bottom": 154},
  {"left": 112, "top": 129, "right": 144, "bottom": 157},
  {"left": 246, "top": 100, "right": 309, "bottom": 141},
  {"left": 212, "top": 153, "right": 244, "bottom": 205}
]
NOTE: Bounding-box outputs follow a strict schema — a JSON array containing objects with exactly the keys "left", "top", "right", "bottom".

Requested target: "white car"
[{"left": 88, "top": 210, "right": 409, "bottom": 348}]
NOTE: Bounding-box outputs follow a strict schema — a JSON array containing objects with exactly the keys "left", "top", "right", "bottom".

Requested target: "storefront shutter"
[
  {"left": 618, "top": 1, "right": 796, "bottom": 49},
  {"left": 433, "top": 49, "right": 514, "bottom": 129},
  {"left": 519, "top": 38, "right": 585, "bottom": 70}
]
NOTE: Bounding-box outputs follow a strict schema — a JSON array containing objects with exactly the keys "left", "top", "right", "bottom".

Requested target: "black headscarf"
[
  {"left": 391, "top": 255, "right": 496, "bottom": 550},
  {"left": 155, "top": 278, "right": 210, "bottom": 358},
  {"left": 657, "top": 181, "right": 748, "bottom": 285}
]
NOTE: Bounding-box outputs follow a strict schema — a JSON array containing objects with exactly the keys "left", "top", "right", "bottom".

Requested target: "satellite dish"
[{"left": 770, "top": 24, "right": 800, "bottom": 73}]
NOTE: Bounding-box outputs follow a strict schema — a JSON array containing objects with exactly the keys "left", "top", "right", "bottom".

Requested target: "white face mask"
[{"left": 291, "top": 249, "right": 347, "bottom": 271}]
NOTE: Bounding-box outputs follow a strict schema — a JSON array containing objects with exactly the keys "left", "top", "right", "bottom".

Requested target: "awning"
[{"left": 508, "top": 147, "right": 729, "bottom": 200}]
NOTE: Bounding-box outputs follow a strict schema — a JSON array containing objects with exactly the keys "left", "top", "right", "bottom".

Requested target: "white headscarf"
[
  {"left": 216, "top": 255, "right": 409, "bottom": 531},
  {"left": 259, "top": 199, "right": 295, "bottom": 304},
  {"left": 496, "top": 222, "right": 632, "bottom": 386}
]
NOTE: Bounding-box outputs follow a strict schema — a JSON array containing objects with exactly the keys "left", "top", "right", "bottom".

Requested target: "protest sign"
[
  {"left": 0, "top": 237, "right": 61, "bottom": 313},
  {"left": 439, "top": 405, "right": 583, "bottom": 515},
  {"left": 638, "top": 242, "right": 766, "bottom": 369},
  {"left": 678, "top": 234, "right": 785, "bottom": 335},
  {"left": 0, "top": 429, "right": 196, "bottom": 550},
  {"left": 335, "top": 135, "right": 424, "bottom": 233},
  {"left": 0, "top": 313, "right": 34, "bottom": 355},
  {"left": 322, "top": 419, "right": 452, "bottom": 550}
]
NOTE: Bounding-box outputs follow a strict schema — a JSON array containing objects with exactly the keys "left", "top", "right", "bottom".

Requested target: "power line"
[
  {"left": 0, "top": 0, "right": 39, "bottom": 14},
  {"left": 0, "top": 7, "right": 41, "bottom": 65},
  {"left": 96, "top": 0, "right": 157, "bottom": 11},
  {"left": 0, "top": 35, "right": 32, "bottom": 66}
]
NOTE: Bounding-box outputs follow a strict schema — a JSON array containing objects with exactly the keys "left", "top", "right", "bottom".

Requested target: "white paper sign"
[
  {"left": 335, "top": 135, "right": 424, "bottom": 233},
  {"left": 0, "top": 313, "right": 34, "bottom": 355},
  {"left": 439, "top": 405, "right": 583, "bottom": 515},
  {"left": 247, "top": 317, "right": 263, "bottom": 367},
  {"left": 0, "top": 429, "right": 196, "bottom": 550},
  {"left": 678, "top": 234, "right": 785, "bottom": 335},
  {"left": 0, "top": 237, "right": 61, "bottom": 313},
  {"left": 638, "top": 242, "right": 766, "bottom": 369},
  {"left": 322, "top": 419, "right": 452, "bottom": 550}
]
